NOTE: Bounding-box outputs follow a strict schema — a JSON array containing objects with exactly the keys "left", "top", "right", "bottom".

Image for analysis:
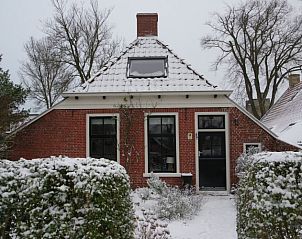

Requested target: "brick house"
[{"left": 9, "top": 13, "right": 297, "bottom": 191}]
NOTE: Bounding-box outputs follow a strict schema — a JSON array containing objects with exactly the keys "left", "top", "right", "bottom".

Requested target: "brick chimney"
[
  {"left": 136, "top": 13, "right": 158, "bottom": 37},
  {"left": 288, "top": 74, "right": 300, "bottom": 88}
]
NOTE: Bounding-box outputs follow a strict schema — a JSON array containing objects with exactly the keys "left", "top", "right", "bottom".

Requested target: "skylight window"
[{"left": 128, "top": 57, "right": 167, "bottom": 78}]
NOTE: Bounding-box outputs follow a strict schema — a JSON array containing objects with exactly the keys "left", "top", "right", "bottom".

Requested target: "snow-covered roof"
[
  {"left": 64, "top": 37, "right": 230, "bottom": 96},
  {"left": 261, "top": 82, "right": 302, "bottom": 147}
]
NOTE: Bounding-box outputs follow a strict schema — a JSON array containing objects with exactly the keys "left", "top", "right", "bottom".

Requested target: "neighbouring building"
[
  {"left": 9, "top": 13, "right": 298, "bottom": 191},
  {"left": 261, "top": 74, "right": 302, "bottom": 147}
]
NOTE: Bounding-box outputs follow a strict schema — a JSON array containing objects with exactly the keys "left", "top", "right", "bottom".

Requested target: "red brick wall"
[
  {"left": 9, "top": 107, "right": 297, "bottom": 188},
  {"left": 136, "top": 13, "right": 158, "bottom": 37}
]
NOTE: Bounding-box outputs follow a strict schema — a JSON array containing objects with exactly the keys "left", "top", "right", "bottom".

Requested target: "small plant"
[
  {"left": 138, "top": 187, "right": 153, "bottom": 201},
  {"left": 156, "top": 186, "right": 202, "bottom": 220},
  {"left": 147, "top": 175, "right": 202, "bottom": 220},
  {"left": 235, "top": 146, "right": 260, "bottom": 178},
  {"left": 135, "top": 209, "right": 171, "bottom": 239},
  {"left": 147, "top": 173, "right": 169, "bottom": 196}
]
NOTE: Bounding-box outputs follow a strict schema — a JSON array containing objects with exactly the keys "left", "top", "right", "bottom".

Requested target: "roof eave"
[{"left": 62, "top": 90, "right": 233, "bottom": 98}]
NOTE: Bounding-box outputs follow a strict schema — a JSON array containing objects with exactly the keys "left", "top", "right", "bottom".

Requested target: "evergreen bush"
[
  {"left": 236, "top": 152, "right": 302, "bottom": 239},
  {"left": 0, "top": 156, "right": 134, "bottom": 239}
]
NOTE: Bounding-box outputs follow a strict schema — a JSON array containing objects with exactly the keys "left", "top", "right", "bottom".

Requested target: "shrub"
[
  {"left": 135, "top": 209, "right": 171, "bottom": 239},
  {"left": 155, "top": 186, "right": 202, "bottom": 220},
  {"left": 137, "top": 187, "right": 153, "bottom": 201},
  {"left": 147, "top": 174, "right": 169, "bottom": 196},
  {"left": 147, "top": 174, "right": 202, "bottom": 220},
  {"left": 237, "top": 152, "right": 302, "bottom": 239},
  {"left": 235, "top": 146, "right": 260, "bottom": 177},
  {"left": 0, "top": 156, "right": 135, "bottom": 239}
]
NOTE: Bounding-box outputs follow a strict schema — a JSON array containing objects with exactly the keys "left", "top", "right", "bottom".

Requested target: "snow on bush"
[
  {"left": 235, "top": 146, "right": 260, "bottom": 177},
  {"left": 0, "top": 156, "right": 135, "bottom": 238},
  {"left": 237, "top": 152, "right": 302, "bottom": 239},
  {"left": 146, "top": 174, "right": 202, "bottom": 220},
  {"left": 135, "top": 209, "right": 171, "bottom": 239}
]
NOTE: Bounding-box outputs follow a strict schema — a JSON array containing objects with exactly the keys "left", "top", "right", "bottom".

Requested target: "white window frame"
[
  {"left": 86, "top": 113, "right": 120, "bottom": 163},
  {"left": 143, "top": 112, "right": 181, "bottom": 177},
  {"left": 195, "top": 112, "right": 230, "bottom": 192},
  {"left": 243, "top": 143, "right": 262, "bottom": 153}
]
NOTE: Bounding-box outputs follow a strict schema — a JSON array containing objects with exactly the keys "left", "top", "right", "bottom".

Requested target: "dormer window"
[{"left": 127, "top": 57, "right": 167, "bottom": 78}]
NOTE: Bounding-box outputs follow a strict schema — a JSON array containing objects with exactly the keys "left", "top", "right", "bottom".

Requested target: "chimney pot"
[
  {"left": 136, "top": 13, "right": 158, "bottom": 37},
  {"left": 288, "top": 74, "right": 300, "bottom": 88}
]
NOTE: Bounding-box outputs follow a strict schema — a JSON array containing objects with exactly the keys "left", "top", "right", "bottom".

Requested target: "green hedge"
[
  {"left": 0, "top": 156, "right": 134, "bottom": 238},
  {"left": 237, "top": 152, "right": 302, "bottom": 239}
]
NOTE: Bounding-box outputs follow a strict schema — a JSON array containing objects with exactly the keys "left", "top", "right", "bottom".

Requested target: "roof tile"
[
  {"left": 66, "top": 37, "right": 220, "bottom": 94},
  {"left": 261, "top": 82, "right": 302, "bottom": 147}
]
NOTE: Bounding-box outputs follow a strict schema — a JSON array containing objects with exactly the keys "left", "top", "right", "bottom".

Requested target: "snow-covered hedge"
[
  {"left": 0, "top": 156, "right": 134, "bottom": 238},
  {"left": 237, "top": 152, "right": 302, "bottom": 239}
]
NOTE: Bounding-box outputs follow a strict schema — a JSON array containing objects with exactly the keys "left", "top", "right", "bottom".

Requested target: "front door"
[{"left": 197, "top": 115, "right": 226, "bottom": 190}]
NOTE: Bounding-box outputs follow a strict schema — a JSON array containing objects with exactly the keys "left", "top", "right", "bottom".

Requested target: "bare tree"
[
  {"left": 21, "top": 37, "right": 73, "bottom": 109},
  {"left": 46, "top": 0, "right": 120, "bottom": 84},
  {"left": 202, "top": 0, "right": 302, "bottom": 119}
]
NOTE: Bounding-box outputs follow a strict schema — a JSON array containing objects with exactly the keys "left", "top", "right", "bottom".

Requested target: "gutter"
[{"left": 62, "top": 90, "right": 233, "bottom": 98}]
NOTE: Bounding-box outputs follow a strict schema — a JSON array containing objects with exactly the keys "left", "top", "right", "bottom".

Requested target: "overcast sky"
[{"left": 0, "top": 0, "right": 301, "bottom": 90}]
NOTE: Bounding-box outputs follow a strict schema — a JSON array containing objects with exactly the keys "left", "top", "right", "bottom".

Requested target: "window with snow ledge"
[
  {"left": 127, "top": 57, "right": 167, "bottom": 78},
  {"left": 89, "top": 116, "right": 117, "bottom": 160},
  {"left": 147, "top": 115, "right": 177, "bottom": 173}
]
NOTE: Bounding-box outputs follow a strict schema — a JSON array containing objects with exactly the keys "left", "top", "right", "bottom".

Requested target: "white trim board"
[{"left": 56, "top": 94, "right": 233, "bottom": 109}]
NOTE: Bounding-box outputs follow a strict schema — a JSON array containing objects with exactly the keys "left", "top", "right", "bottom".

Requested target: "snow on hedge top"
[
  {"left": 0, "top": 156, "right": 129, "bottom": 184},
  {"left": 64, "top": 37, "right": 223, "bottom": 94},
  {"left": 252, "top": 151, "right": 302, "bottom": 163},
  {"left": 0, "top": 156, "right": 134, "bottom": 238}
]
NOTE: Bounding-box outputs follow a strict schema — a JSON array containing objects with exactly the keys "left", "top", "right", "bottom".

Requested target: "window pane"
[
  {"left": 129, "top": 58, "right": 165, "bottom": 77},
  {"left": 200, "top": 135, "right": 211, "bottom": 157},
  {"left": 212, "top": 135, "right": 225, "bottom": 157},
  {"left": 103, "top": 138, "right": 117, "bottom": 160},
  {"left": 161, "top": 137, "right": 175, "bottom": 157},
  {"left": 149, "top": 117, "right": 161, "bottom": 134},
  {"left": 165, "top": 156, "right": 176, "bottom": 173},
  {"left": 211, "top": 116, "right": 224, "bottom": 128},
  {"left": 245, "top": 144, "right": 260, "bottom": 153},
  {"left": 91, "top": 118, "right": 103, "bottom": 135},
  {"left": 199, "top": 115, "right": 225, "bottom": 129},
  {"left": 149, "top": 136, "right": 163, "bottom": 172},
  {"left": 162, "top": 117, "right": 175, "bottom": 134},
  {"left": 148, "top": 116, "right": 176, "bottom": 173},
  {"left": 90, "top": 138, "right": 104, "bottom": 158},
  {"left": 89, "top": 117, "right": 117, "bottom": 161},
  {"left": 104, "top": 117, "right": 116, "bottom": 135},
  {"left": 199, "top": 116, "right": 211, "bottom": 129}
]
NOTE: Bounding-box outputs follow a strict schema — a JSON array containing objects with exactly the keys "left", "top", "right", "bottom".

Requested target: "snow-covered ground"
[
  {"left": 133, "top": 190, "right": 237, "bottom": 239},
  {"left": 169, "top": 195, "right": 237, "bottom": 239}
]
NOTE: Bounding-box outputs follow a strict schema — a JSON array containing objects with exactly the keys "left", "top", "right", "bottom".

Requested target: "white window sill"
[{"left": 143, "top": 173, "right": 182, "bottom": 178}]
